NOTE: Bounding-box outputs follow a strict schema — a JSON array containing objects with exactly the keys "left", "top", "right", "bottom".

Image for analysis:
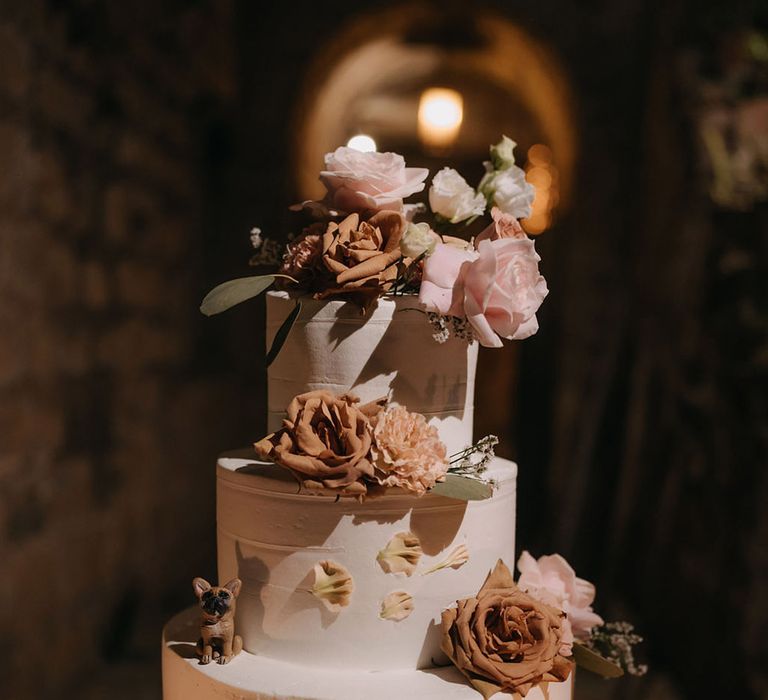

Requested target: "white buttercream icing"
[
  {"left": 266, "top": 291, "right": 478, "bottom": 455},
  {"left": 216, "top": 451, "right": 517, "bottom": 671}
]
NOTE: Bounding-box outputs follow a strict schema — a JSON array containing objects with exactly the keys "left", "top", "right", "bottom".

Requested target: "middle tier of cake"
[{"left": 216, "top": 450, "right": 517, "bottom": 672}]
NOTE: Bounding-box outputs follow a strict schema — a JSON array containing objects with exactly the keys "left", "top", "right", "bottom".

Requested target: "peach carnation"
[{"left": 371, "top": 406, "right": 448, "bottom": 496}]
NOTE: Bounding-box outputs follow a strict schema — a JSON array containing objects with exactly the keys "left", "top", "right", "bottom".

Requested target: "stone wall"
[{"left": 0, "top": 2, "right": 251, "bottom": 697}]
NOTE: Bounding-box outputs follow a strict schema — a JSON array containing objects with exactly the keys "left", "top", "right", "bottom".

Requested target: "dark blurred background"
[{"left": 1, "top": 0, "right": 766, "bottom": 698}]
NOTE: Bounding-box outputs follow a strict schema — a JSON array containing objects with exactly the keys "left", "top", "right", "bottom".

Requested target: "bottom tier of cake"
[{"left": 162, "top": 608, "right": 575, "bottom": 700}]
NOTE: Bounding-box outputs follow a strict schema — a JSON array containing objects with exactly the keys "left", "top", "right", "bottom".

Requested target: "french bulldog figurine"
[{"left": 192, "top": 577, "right": 243, "bottom": 664}]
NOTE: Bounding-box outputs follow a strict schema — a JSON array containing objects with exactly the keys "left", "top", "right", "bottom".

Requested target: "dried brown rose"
[
  {"left": 254, "top": 390, "right": 384, "bottom": 496},
  {"left": 316, "top": 211, "right": 406, "bottom": 306},
  {"left": 441, "top": 560, "right": 573, "bottom": 698},
  {"left": 276, "top": 225, "right": 327, "bottom": 291}
]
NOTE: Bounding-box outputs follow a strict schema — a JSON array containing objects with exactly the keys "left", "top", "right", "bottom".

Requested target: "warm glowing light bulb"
[
  {"left": 418, "top": 88, "right": 463, "bottom": 150},
  {"left": 346, "top": 134, "right": 377, "bottom": 152}
]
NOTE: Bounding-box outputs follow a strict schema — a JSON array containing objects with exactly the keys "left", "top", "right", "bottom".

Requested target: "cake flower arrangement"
[
  {"left": 254, "top": 390, "right": 498, "bottom": 500},
  {"left": 201, "top": 136, "right": 548, "bottom": 356},
  {"left": 302, "top": 544, "right": 646, "bottom": 697}
]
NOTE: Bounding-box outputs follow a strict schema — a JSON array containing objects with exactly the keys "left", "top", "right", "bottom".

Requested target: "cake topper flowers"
[
  {"left": 200, "top": 137, "right": 547, "bottom": 361},
  {"left": 319, "top": 146, "right": 429, "bottom": 213}
]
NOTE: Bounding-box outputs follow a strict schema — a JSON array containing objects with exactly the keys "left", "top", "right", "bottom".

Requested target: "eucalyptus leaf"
[
  {"left": 266, "top": 301, "right": 302, "bottom": 367},
  {"left": 200, "top": 275, "right": 275, "bottom": 316},
  {"left": 430, "top": 474, "right": 494, "bottom": 501},
  {"left": 572, "top": 642, "right": 624, "bottom": 678}
]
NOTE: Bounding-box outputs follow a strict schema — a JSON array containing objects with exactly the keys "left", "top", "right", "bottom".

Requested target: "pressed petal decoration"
[
  {"left": 379, "top": 591, "right": 414, "bottom": 621},
  {"left": 422, "top": 544, "right": 469, "bottom": 575},
  {"left": 376, "top": 531, "right": 423, "bottom": 576},
  {"left": 311, "top": 560, "right": 354, "bottom": 611}
]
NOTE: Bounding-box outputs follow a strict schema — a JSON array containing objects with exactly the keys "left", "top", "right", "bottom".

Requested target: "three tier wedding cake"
[{"left": 161, "top": 138, "right": 643, "bottom": 699}]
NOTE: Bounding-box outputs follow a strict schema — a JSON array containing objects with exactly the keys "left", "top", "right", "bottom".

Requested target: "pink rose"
[
  {"left": 474, "top": 206, "right": 525, "bottom": 244},
  {"left": 517, "top": 551, "right": 604, "bottom": 656},
  {"left": 419, "top": 236, "right": 547, "bottom": 348},
  {"left": 320, "top": 147, "right": 429, "bottom": 213},
  {"left": 418, "top": 242, "right": 476, "bottom": 317},
  {"left": 462, "top": 237, "right": 547, "bottom": 347}
]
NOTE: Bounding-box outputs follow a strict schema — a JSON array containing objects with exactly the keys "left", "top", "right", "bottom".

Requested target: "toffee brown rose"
[
  {"left": 254, "top": 390, "right": 382, "bottom": 496},
  {"left": 317, "top": 211, "right": 406, "bottom": 306},
  {"left": 441, "top": 560, "right": 572, "bottom": 698}
]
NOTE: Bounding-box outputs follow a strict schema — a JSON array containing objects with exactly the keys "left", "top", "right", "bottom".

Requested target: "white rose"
[
  {"left": 479, "top": 164, "right": 535, "bottom": 219},
  {"left": 320, "top": 147, "right": 429, "bottom": 213},
  {"left": 428, "top": 167, "right": 486, "bottom": 223},
  {"left": 400, "top": 222, "right": 440, "bottom": 259}
]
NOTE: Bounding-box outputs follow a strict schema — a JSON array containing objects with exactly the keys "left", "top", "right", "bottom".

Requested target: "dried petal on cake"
[
  {"left": 422, "top": 544, "right": 469, "bottom": 575},
  {"left": 379, "top": 591, "right": 414, "bottom": 622},
  {"left": 376, "top": 531, "right": 423, "bottom": 576},
  {"left": 311, "top": 560, "right": 354, "bottom": 612}
]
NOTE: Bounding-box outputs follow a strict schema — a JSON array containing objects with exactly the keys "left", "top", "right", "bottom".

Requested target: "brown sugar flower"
[
  {"left": 254, "top": 390, "right": 383, "bottom": 496},
  {"left": 441, "top": 560, "right": 573, "bottom": 698},
  {"left": 316, "top": 211, "right": 406, "bottom": 306}
]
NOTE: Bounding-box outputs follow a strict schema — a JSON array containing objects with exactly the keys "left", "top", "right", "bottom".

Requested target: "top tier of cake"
[{"left": 266, "top": 291, "right": 478, "bottom": 454}]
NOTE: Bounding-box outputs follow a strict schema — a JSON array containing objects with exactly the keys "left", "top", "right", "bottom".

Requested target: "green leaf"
[
  {"left": 430, "top": 474, "right": 494, "bottom": 501},
  {"left": 266, "top": 301, "right": 302, "bottom": 367},
  {"left": 200, "top": 275, "right": 275, "bottom": 316},
  {"left": 572, "top": 642, "right": 624, "bottom": 678}
]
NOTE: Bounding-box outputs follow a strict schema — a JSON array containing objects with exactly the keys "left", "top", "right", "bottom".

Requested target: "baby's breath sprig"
[
  {"left": 585, "top": 621, "right": 648, "bottom": 677},
  {"left": 426, "top": 313, "right": 476, "bottom": 344},
  {"left": 427, "top": 313, "right": 450, "bottom": 343},
  {"left": 447, "top": 435, "right": 499, "bottom": 483}
]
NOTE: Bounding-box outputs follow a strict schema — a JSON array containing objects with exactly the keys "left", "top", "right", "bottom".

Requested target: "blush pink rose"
[
  {"left": 462, "top": 237, "right": 548, "bottom": 348},
  {"left": 320, "top": 147, "right": 429, "bottom": 213},
  {"left": 418, "top": 242, "right": 477, "bottom": 317},
  {"left": 517, "top": 551, "right": 604, "bottom": 656},
  {"left": 419, "top": 236, "right": 547, "bottom": 348},
  {"left": 474, "top": 206, "right": 525, "bottom": 244}
]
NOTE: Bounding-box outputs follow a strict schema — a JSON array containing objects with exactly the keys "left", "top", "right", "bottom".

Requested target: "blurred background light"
[
  {"left": 346, "top": 133, "right": 377, "bottom": 152},
  {"left": 417, "top": 87, "right": 463, "bottom": 151},
  {"left": 523, "top": 143, "right": 558, "bottom": 234}
]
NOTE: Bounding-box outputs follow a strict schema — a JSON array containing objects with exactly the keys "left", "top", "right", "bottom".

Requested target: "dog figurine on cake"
[{"left": 192, "top": 577, "right": 243, "bottom": 664}]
